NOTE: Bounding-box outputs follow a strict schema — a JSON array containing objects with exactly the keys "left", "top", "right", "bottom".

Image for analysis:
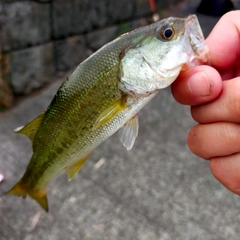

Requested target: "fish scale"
[{"left": 14, "top": 32, "right": 132, "bottom": 194}]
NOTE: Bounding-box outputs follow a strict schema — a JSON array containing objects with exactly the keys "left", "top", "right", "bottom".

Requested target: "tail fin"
[{"left": 6, "top": 181, "right": 49, "bottom": 212}]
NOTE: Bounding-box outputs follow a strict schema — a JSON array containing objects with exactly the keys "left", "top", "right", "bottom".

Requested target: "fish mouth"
[{"left": 184, "top": 15, "right": 209, "bottom": 65}]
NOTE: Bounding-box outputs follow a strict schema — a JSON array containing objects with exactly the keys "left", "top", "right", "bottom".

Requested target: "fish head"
[{"left": 120, "top": 15, "right": 209, "bottom": 95}]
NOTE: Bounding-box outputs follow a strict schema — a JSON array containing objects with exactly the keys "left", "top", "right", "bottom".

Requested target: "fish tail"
[
  {"left": 6, "top": 180, "right": 27, "bottom": 197},
  {"left": 6, "top": 181, "right": 49, "bottom": 212}
]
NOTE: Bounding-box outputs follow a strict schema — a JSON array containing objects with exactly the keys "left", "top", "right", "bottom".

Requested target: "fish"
[{"left": 7, "top": 15, "right": 208, "bottom": 211}]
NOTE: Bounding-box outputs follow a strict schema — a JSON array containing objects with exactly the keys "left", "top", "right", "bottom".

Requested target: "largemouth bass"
[{"left": 7, "top": 15, "right": 208, "bottom": 211}]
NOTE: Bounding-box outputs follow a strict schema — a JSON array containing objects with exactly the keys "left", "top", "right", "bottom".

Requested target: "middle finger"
[{"left": 188, "top": 122, "right": 240, "bottom": 159}]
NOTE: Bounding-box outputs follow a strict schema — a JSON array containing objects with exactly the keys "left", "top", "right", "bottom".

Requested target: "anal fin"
[
  {"left": 118, "top": 115, "right": 139, "bottom": 150},
  {"left": 93, "top": 97, "right": 127, "bottom": 130},
  {"left": 65, "top": 154, "right": 91, "bottom": 181}
]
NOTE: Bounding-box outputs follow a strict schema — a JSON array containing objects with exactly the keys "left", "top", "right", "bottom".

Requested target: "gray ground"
[{"left": 1, "top": 1, "right": 240, "bottom": 240}]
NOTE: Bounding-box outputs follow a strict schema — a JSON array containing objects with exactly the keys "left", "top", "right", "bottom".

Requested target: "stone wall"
[{"left": 0, "top": 0, "right": 180, "bottom": 109}]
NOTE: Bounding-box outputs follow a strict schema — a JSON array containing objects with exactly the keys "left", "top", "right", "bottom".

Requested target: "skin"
[{"left": 171, "top": 11, "right": 240, "bottom": 195}]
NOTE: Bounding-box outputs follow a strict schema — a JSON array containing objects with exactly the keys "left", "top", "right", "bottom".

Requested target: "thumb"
[{"left": 171, "top": 65, "right": 222, "bottom": 106}]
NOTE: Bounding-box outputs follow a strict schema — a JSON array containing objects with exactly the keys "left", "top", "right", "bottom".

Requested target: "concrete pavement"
[{"left": 1, "top": 1, "right": 240, "bottom": 240}]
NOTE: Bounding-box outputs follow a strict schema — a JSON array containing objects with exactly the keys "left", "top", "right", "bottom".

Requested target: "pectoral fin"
[
  {"left": 15, "top": 112, "right": 45, "bottom": 142},
  {"left": 65, "top": 154, "right": 91, "bottom": 181},
  {"left": 93, "top": 97, "right": 127, "bottom": 130},
  {"left": 118, "top": 115, "right": 139, "bottom": 150}
]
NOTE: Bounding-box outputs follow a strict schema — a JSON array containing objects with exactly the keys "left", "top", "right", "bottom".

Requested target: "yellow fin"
[
  {"left": 29, "top": 190, "right": 48, "bottom": 212},
  {"left": 6, "top": 181, "right": 49, "bottom": 212},
  {"left": 66, "top": 154, "right": 91, "bottom": 181},
  {"left": 93, "top": 97, "right": 127, "bottom": 130},
  {"left": 15, "top": 112, "right": 45, "bottom": 142},
  {"left": 6, "top": 181, "right": 27, "bottom": 198}
]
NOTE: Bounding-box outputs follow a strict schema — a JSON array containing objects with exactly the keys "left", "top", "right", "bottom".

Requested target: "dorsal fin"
[{"left": 15, "top": 112, "right": 45, "bottom": 142}]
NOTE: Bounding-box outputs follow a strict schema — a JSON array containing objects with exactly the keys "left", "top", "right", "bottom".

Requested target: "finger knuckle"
[
  {"left": 222, "top": 123, "right": 240, "bottom": 146},
  {"left": 226, "top": 82, "right": 240, "bottom": 119}
]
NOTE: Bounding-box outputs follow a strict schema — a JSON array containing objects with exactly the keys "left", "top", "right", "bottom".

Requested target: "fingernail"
[{"left": 188, "top": 72, "right": 212, "bottom": 96}]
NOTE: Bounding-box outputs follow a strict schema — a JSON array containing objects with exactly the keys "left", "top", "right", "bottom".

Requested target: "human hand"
[{"left": 171, "top": 11, "right": 240, "bottom": 195}]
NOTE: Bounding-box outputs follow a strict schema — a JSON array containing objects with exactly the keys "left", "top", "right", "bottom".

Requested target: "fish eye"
[{"left": 161, "top": 27, "right": 174, "bottom": 40}]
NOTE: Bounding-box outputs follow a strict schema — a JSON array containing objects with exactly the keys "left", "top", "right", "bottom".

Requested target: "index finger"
[{"left": 206, "top": 11, "right": 240, "bottom": 70}]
